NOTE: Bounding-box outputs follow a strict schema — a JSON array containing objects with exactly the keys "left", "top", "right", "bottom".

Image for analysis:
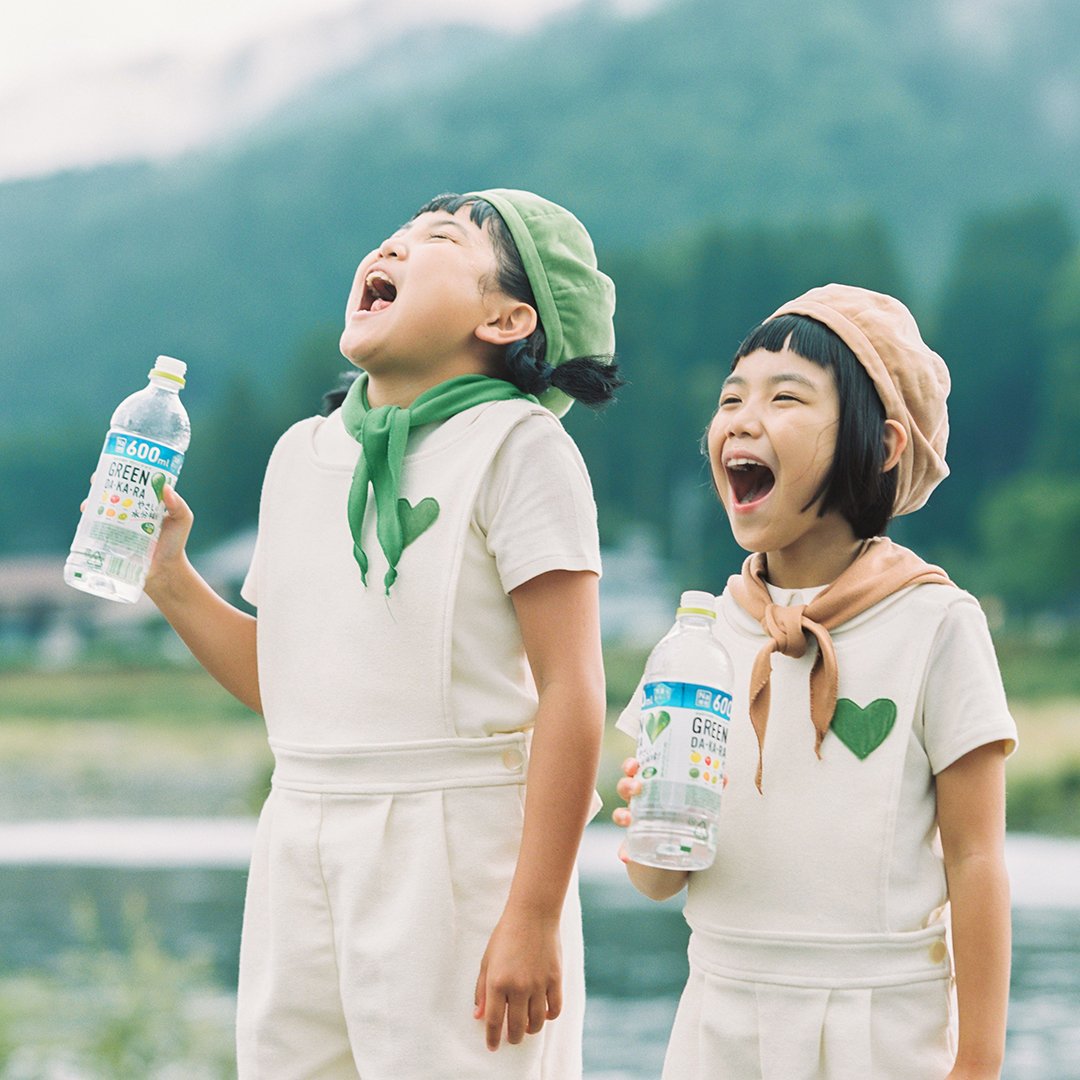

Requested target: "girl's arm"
[
  {"left": 613, "top": 761, "right": 690, "bottom": 901},
  {"left": 937, "top": 740, "right": 1011, "bottom": 1080},
  {"left": 474, "top": 569, "right": 605, "bottom": 1053},
  {"left": 144, "top": 485, "right": 261, "bottom": 714}
]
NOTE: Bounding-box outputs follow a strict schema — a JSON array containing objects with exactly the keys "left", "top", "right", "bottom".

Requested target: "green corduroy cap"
[{"left": 466, "top": 188, "right": 616, "bottom": 417}]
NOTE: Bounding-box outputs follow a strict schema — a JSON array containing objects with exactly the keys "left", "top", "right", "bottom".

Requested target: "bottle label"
[
  {"left": 74, "top": 432, "right": 185, "bottom": 582},
  {"left": 636, "top": 681, "right": 732, "bottom": 812}
]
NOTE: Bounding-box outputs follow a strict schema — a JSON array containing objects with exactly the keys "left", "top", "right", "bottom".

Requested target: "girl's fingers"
[
  {"left": 621, "top": 757, "right": 640, "bottom": 777},
  {"left": 526, "top": 993, "right": 547, "bottom": 1037},
  {"left": 485, "top": 996, "right": 508, "bottom": 1050},
  {"left": 545, "top": 979, "right": 562, "bottom": 1022},
  {"left": 473, "top": 961, "right": 487, "bottom": 1020},
  {"left": 161, "top": 484, "right": 191, "bottom": 519},
  {"left": 611, "top": 806, "right": 632, "bottom": 828},
  {"left": 615, "top": 776, "right": 642, "bottom": 802}
]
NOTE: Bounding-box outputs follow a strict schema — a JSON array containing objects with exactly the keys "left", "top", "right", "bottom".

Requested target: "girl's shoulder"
[
  {"left": 481, "top": 402, "right": 592, "bottom": 481},
  {"left": 265, "top": 413, "right": 333, "bottom": 469},
  {"left": 887, "top": 580, "right": 990, "bottom": 626}
]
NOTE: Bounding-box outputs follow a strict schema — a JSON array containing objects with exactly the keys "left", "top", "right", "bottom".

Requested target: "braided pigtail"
[
  {"left": 504, "top": 330, "right": 555, "bottom": 397},
  {"left": 504, "top": 326, "right": 622, "bottom": 409},
  {"left": 549, "top": 354, "right": 623, "bottom": 407}
]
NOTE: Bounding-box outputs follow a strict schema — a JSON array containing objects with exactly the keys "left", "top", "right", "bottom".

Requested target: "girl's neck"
[
  {"left": 361, "top": 352, "right": 500, "bottom": 410},
  {"left": 763, "top": 534, "right": 864, "bottom": 590},
  {"left": 363, "top": 369, "right": 470, "bottom": 410},
  {"left": 364, "top": 372, "right": 432, "bottom": 409}
]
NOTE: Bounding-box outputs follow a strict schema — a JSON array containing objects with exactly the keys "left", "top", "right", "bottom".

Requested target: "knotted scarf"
[
  {"left": 341, "top": 372, "right": 535, "bottom": 592},
  {"left": 727, "top": 537, "right": 953, "bottom": 791}
]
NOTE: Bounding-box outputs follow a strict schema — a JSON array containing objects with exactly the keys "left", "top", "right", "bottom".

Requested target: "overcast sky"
[
  {"left": 4, "top": 0, "right": 652, "bottom": 181},
  {"left": 3, "top": 0, "right": 589, "bottom": 93}
]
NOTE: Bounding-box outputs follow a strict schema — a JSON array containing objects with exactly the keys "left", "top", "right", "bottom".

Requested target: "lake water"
[{"left": 0, "top": 821, "right": 1077, "bottom": 1078}]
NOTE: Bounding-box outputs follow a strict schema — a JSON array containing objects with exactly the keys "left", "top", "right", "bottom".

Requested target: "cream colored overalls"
[
  {"left": 236, "top": 401, "right": 587, "bottom": 1079},
  {"left": 620, "top": 582, "right": 1017, "bottom": 1079}
]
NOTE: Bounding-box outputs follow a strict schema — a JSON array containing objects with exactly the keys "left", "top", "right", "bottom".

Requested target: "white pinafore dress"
[
  {"left": 621, "top": 582, "right": 1016, "bottom": 1080},
  {"left": 236, "top": 400, "right": 588, "bottom": 1080}
]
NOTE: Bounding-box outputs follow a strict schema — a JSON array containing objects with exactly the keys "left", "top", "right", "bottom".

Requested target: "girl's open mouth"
[
  {"left": 359, "top": 270, "right": 398, "bottom": 313},
  {"left": 726, "top": 459, "right": 775, "bottom": 507}
]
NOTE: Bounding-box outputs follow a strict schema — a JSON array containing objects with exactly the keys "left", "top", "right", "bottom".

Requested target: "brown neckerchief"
[{"left": 727, "top": 537, "right": 954, "bottom": 792}]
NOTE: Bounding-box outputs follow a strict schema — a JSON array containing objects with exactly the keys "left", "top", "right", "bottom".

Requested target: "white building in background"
[
  {"left": 0, "top": 542, "right": 245, "bottom": 669},
  {"left": 0, "top": 555, "right": 149, "bottom": 668}
]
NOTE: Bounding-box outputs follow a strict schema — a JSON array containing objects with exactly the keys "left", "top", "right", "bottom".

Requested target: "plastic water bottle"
[
  {"left": 626, "top": 590, "right": 734, "bottom": 870},
  {"left": 64, "top": 356, "right": 190, "bottom": 604}
]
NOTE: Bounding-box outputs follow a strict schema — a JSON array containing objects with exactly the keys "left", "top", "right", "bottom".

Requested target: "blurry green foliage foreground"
[{"left": 0, "top": 893, "right": 234, "bottom": 1079}]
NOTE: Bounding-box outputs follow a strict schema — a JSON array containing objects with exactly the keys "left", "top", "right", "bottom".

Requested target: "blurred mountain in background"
[
  {"left": 3, "top": 0, "right": 1078, "bottom": 424},
  {"left": 2, "top": 0, "right": 1079, "bottom": 614}
]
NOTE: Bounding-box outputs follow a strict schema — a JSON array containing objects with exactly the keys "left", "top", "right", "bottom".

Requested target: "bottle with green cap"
[
  {"left": 626, "top": 590, "right": 734, "bottom": 870},
  {"left": 64, "top": 356, "right": 191, "bottom": 604}
]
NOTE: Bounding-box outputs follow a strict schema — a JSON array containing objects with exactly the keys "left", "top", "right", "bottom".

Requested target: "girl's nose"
[
  {"left": 725, "top": 403, "right": 761, "bottom": 439},
  {"left": 379, "top": 235, "right": 407, "bottom": 260}
]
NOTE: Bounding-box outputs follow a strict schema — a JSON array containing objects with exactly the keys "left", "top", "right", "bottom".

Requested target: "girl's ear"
[
  {"left": 475, "top": 301, "right": 538, "bottom": 347},
  {"left": 882, "top": 419, "right": 908, "bottom": 473}
]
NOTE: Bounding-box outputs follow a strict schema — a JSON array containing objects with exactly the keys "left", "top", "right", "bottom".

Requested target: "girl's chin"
[{"left": 338, "top": 337, "right": 371, "bottom": 365}]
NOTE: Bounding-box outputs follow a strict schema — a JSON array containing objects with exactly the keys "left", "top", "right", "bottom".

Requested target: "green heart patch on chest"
[
  {"left": 397, "top": 496, "right": 440, "bottom": 550},
  {"left": 829, "top": 698, "right": 897, "bottom": 760}
]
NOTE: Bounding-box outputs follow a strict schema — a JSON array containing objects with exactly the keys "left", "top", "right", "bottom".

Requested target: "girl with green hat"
[{"left": 145, "top": 189, "right": 620, "bottom": 1078}]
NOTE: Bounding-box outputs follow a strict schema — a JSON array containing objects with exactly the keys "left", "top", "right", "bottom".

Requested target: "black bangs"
[{"left": 731, "top": 312, "right": 896, "bottom": 537}]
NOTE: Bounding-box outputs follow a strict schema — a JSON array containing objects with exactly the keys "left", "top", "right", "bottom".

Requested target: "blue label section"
[
  {"left": 104, "top": 432, "right": 184, "bottom": 477},
  {"left": 643, "top": 680, "right": 732, "bottom": 720}
]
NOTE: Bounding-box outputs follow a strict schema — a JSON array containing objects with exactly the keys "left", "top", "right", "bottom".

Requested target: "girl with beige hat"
[{"left": 615, "top": 284, "right": 1016, "bottom": 1079}]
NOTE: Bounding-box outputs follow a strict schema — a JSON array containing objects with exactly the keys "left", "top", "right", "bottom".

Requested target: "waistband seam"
[
  {"left": 687, "top": 924, "right": 952, "bottom": 989},
  {"left": 268, "top": 733, "right": 529, "bottom": 795}
]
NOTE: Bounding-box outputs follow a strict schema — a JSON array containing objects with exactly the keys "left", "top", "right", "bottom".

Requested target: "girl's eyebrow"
[
  {"left": 392, "top": 215, "right": 469, "bottom": 239},
  {"left": 423, "top": 215, "right": 469, "bottom": 235},
  {"left": 769, "top": 372, "right": 819, "bottom": 389},
  {"left": 440, "top": 221, "right": 470, "bottom": 236},
  {"left": 721, "top": 372, "right": 819, "bottom": 390}
]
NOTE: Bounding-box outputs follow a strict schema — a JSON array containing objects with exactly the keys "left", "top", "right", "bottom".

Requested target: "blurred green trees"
[
  {"left": 918, "top": 201, "right": 1077, "bottom": 547},
  {"left": 4, "top": 198, "right": 1077, "bottom": 622}
]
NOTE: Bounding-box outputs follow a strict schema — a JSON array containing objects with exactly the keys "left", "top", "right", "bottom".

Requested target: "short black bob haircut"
[
  {"left": 413, "top": 193, "right": 622, "bottom": 408},
  {"left": 730, "top": 313, "right": 898, "bottom": 539}
]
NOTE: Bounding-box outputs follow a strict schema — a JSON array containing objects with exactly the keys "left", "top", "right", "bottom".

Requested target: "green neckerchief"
[{"left": 341, "top": 372, "right": 536, "bottom": 593}]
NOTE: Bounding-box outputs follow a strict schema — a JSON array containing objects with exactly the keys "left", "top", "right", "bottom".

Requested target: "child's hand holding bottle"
[
  {"left": 142, "top": 483, "right": 197, "bottom": 604},
  {"left": 612, "top": 758, "right": 691, "bottom": 901}
]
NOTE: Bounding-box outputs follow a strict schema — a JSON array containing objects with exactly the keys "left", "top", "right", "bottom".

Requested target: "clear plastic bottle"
[
  {"left": 626, "top": 590, "right": 734, "bottom": 870},
  {"left": 64, "top": 356, "right": 191, "bottom": 604}
]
